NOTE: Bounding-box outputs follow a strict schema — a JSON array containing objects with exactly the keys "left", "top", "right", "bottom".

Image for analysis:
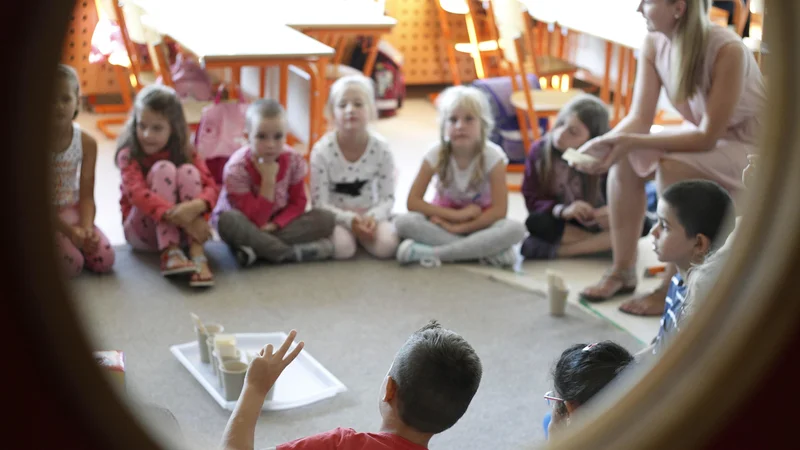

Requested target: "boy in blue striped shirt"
[{"left": 643, "top": 180, "right": 736, "bottom": 355}]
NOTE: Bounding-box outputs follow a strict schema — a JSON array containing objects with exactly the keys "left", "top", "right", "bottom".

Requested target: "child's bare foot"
[{"left": 160, "top": 246, "right": 196, "bottom": 277}]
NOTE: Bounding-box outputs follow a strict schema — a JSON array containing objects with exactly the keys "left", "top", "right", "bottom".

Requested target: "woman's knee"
[
  {"left": 655, "top": 158, "right": 707, "bottom": 192},
  {"left": 331, "top": 225, "right": 357, "bottom": 260},
  {"left": 609, "top": 155, "right": 642, "bottom": 186}
]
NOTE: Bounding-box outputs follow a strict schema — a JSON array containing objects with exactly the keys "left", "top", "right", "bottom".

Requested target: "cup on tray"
[{"left": 196, "top": 323, "right": 224, "bottom": 364}]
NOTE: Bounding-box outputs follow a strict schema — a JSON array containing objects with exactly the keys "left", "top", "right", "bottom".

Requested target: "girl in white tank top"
[{"left": 51, "top": 64, "right": 115, "bottom": 277}]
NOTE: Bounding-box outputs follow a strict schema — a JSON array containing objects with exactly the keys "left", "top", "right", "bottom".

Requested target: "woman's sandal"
[
  {"left": 189, "top": 255, "right": 215, "bottom": 288},
  {"left": 160, "top": 248, "right": 197, "bottom": 277},
  {"left": 579, "top": 269, "right": 637, "bottom": 303}
]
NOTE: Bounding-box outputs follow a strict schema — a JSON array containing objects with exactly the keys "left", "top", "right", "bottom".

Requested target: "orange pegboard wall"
[
  {"left": 383, "top": 0, "right": 478, "bottom": 85},
  {"left": 61, "top": 0, "right": 120, "bottom": 96}
]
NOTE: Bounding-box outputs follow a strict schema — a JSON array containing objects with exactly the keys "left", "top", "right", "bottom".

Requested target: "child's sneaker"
[
  {"left": 235, "top": 246, "right": 257, "bottom": 267},
  {"left": 293, "top": 238, "right": 334, "bottom": 262},
  {"left": 160, "top": 248, "right": 196, "bottom": 276},
  {"left": 396, "top": 239, "right": 441, "bottom": 268},
  {"left": 480, "top": 246, "right": 519, "bottom": 269}
]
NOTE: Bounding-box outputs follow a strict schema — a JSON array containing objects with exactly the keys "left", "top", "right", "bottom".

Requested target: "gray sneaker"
[
  {"left": 235, "top": 246, "right": 257, "bottom": 267},
  {"left": 480, "top": 246, "right": 519, "bottom": 269},
  {"left": 293, "top": 238, "right": 334, "bottom": 262}
]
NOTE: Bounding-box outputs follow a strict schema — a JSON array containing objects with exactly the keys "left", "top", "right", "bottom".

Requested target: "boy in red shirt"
[{"left": 221, "top": 322, "right": 483, "bottom": 450}]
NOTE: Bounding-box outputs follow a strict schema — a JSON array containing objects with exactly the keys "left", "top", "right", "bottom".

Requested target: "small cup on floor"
[{"left": 546, "top": 270, "right": 569, "bottom": 317}]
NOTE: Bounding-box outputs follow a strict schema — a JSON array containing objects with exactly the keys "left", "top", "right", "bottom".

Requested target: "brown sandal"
[{"left": 580, "top": 269, "right": 637, "bottom": 303}]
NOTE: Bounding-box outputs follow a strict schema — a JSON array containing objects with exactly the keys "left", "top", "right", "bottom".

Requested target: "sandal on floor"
[
  {"left": 160, "top": 248, "right": 196, "bottom": 277},
  {"left": 579, "top": 269, "right": 637, "bottom": 303},
  {"left": 189, "top": 255, "right": 215, "bottom": 288}
]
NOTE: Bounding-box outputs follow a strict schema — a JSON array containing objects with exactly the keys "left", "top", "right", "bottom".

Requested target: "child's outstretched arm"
[
  {"left": 364, "top": 149, "right": 396, "bottom": 221},
  {"left": 406, "top": 161, "right": 471, "bottom": 223},
  {"left": 221, "top": 331, "right": 304, "bottom": 450}
]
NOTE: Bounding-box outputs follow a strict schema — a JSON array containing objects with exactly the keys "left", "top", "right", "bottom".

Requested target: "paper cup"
[
  {"left": 220, "top": 360, "right": 248, "bottom": 402},
  {"left": 548, "top": 285, "right": 569, "bottom": 317},
  {"left": 196, "top": 323, "right": 224, "bottom": 364}
]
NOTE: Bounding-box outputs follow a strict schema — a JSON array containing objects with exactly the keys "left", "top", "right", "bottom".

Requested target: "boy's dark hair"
[
  {"left": 553, "top": 341, "right": 633, "bottom": 407},
  {"left": 388, "top": 320, "right": 482, "bottom": 434},
  {"left": 56, "top": 64, "right": 81, "bottom": 119},
  {"left": 245, "top": 98, "right": 285, "bottom": 133},
  {"left": 661, "top": 179, "right": 735, "bottom": 251}
]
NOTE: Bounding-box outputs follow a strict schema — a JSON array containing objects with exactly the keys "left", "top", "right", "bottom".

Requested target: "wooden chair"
[
  {"left": 101, "top": 2, "right": 216, "bottom": 137},
  {"left": 436, "top": 0, "right": 506, "bottom": 84},
  {"left": 505, "top": 35, "right": 585, "bottom": 191},
  {"left": 520, "top": 12, "right": 580, "bottom": 92}
]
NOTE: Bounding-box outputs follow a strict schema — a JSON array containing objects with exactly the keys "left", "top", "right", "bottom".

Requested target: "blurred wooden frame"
[{"left": 5, "top": 1, "right": 800, "bottom": 450}]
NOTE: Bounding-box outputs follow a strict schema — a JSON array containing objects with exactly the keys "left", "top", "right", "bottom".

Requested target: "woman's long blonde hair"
[
  {"left": 670, "top": 0, "right": 711, "bottom": 103},
  {"left": 435, "top": 86, "right": 495, "bottom": 189}
]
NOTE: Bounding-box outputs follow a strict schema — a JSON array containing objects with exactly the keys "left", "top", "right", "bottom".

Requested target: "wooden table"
[
  {"left": 284, "top": 13, "right": 398, "bottom": 77},
  {"left": 519, "top": 0, "right": 646, "bottom": 124},
  {"left": 130, "top": 1, "right": 336, "bottom": 148}
]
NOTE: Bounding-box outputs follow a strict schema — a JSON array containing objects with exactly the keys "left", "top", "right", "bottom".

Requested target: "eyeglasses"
[{"left": 544, "top": 390, "right": 565, "bottom": 406}]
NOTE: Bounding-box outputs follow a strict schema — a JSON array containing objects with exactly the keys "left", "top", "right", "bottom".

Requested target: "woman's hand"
[{"left": 574, "top": 134, "right": 637, "bottom": 175}]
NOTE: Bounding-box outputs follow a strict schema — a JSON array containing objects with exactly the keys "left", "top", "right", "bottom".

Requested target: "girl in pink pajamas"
[
  {"left": 51, "top": 64, "right": 115, "bottom": 278},
  {"left": 116, "top": 84, "right": 220, "bottom": 288}
]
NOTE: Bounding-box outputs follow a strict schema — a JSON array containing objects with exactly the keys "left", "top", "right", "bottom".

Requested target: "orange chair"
[
  {"left": 436, "top": 0, "right": 506, "bottom": 84},
  {"left": 520, "top": 12, "right": 580, "bottom": 92}
]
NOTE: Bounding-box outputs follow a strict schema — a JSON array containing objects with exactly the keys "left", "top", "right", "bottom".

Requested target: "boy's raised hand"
[{"left": 245, "top": 330, "right": 305, "bottom": 396}]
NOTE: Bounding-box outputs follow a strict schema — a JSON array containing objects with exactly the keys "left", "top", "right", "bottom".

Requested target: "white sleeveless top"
[{"left": 52, "top": 123, "right": 82, "bottom": 206}]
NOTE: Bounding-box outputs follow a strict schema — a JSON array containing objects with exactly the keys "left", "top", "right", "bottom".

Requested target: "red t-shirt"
[{"left": 277, "top": 428, "right": 427, "bottom": 450}]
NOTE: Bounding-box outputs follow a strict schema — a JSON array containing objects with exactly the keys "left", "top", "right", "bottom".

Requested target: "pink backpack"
[
  {"left": 194, "top": 87, "right": 249, "bottom": 184},
  {"left": 158, "top": 53, "right": 214, "bottom": 101}
]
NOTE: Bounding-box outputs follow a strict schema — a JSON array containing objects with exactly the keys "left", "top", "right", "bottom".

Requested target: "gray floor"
[{"left": 71, "top": 243, "right": 642, "bottom": 449}]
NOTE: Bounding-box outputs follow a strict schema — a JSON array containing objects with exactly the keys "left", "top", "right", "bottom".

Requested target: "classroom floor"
[{"left": 74, "top": 93, "right": 661, "bottom": 344}]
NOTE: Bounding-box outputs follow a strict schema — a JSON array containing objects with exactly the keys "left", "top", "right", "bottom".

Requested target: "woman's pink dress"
[{"left": 629, "top": 25, "right": 766, "bottom": 192}]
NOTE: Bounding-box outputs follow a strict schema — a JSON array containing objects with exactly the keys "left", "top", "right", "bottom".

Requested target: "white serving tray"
[{"left": 170, "top": 332, "right": 347, "bottom": 411}]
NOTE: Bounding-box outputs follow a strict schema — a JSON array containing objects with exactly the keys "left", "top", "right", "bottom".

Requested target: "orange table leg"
[
  {"left": 279, "top": 64, "right": 289, "bottom": 108},
  {"left": 258, "top": 66, "right": 266, "bottom": 98},
  {"left": 600, "top": 41, "right": 613, "bottom": 105},
  {"left": 362, "top": 35, "right": 380, "bottom": 78},
  {"left": 612, "top": 46, "right": 626, "bottom": 126}
]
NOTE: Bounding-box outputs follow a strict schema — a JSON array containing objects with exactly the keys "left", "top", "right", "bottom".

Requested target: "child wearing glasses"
[{"left": 544, "top": 341, "right": 634, "bottom": 438}]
